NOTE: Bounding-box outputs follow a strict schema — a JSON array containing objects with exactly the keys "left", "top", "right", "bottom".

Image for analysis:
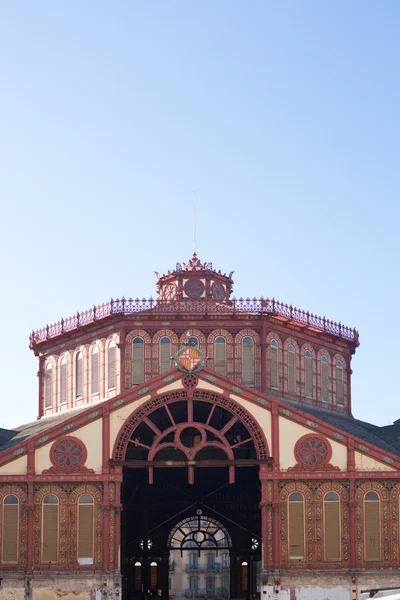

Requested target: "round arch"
[{"left": 168, "top": 513, "right": 232, "bottom": 550}]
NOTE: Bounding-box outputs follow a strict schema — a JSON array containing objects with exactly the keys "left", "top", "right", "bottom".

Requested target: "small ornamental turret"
[{"left": 155, "top": 253, "right": 234, "bottom": 303}]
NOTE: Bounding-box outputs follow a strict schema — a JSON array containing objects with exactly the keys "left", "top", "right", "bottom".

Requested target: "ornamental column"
[{"left": 259, "top": 465, "right": 269, "bottom": 583}]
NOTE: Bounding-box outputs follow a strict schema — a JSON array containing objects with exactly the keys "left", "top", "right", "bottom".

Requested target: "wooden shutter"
[
  {"left": 321, "top": 360, "right": 328, "bottom": 401},
  {"left": 45, "top": 368, "right": 52, "bottom": 408},
  {"left": 242, "top": 339, "right": 254, "bottom": 386},
  {"left": 336, "top": 365, "right": 344, "bottom": 405},
  {"left": 3, "top": 504, "right": 18, "bottom": 562},
  {"left": 91, "top": 352, "right": 99, "bottom": 395},
  {"left": 78, "top": 504, "right": 94, "bottom": 559},
  {"left": 160, "top": 339, "right": 171, "bottom": 373},
  {"left": 42, "top": 504, "right": 58, "bottom": 562},
  {"left": 305, "top": 355, "right": 313, "bottom": 397},
  {"left": 132, "top": 340, "right": 144, "bottom": 385},
  {"left": 270, "top": 346, "right": 278, "bottom": 388},
  {"left": 60, "top": 363, "right": 67, "bottom": 404},
  {"left": 214, "top": 338, "right": 226, "bottom": 375},
  {"left": 365, "top": 500, "right": 380, "bottom": 560},
  {"left": 108, "top": 346, "right": 116, "bottom": 389},
  {"left": 324, "top": 500, "right": 340, "bottom": 560},
  {"left": 289, "top": 500, "right": 304, "bottom": 559},
  {"left": 150, "top": 564, "right": 157, "bottom": 590},
  {"left": 288, "top": 348, "right": 296, "bottom": 393},
  {"left": 76, "top": 354, "right": 83, "bottom": 398}
]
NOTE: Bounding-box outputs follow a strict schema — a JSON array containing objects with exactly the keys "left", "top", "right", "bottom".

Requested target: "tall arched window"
[
  {"left": 336, "top": 360, "right": 344, "bottom": 406},
  {"left": 305, "top": 351, "right": 313, "bottom": 398},
  {"left": 288, "top": 492, "right": 304, "bottom": 559},
  {"left": 132, "top": 337, "right": 145, "bottom": 385},
  {"left": 288, "top": 345, "right": 296, "bottom": 393},
  {"left": 214, "top": 336, "right": 226, "bottom": 375},
  {"left": 45, "top": 363, "right": 53, "bottom": 408},
  {"left": 60, "top": 358, "right": 67, "bottom": 405},
  {"left": 241, "top": 561, "right": 248, "bottom": 592},
  {"left": 91, "top": 348, "right": 99, "bottom": 396},
  {"left": 160, "top": 337, "right": 171, "bottom": 374},
  {"left": 321, "top": 355, "right": 329, "bottom": 402},
  {"left": 78, "top": 494, "right": 94, "bottom": 563},
  {"left": 108, "top": 343, "right": 116, "bottom": 390},
  {"left": 42, "top": 494, "right": 58, "bottom": 563},
  {"left": 150, "top": 561, "right": 158, "bottom": 591},
  {"left": 188, "top": 336, "right": 199, "bottom": 346},
  {"left": 270, "top": 340, "right": 278, "bottom": 389},
  {"left": 2, "top": 495, "right": 18, "bottom": 562},
  {"left": 242, "top": 337, "right": 254, "bottom": 386},
  {"left": 134, "top": 562, "right": 142, "bottom": 593},
  {"left": 324, "top": 492, "right": 340, "bottom": 560},
  {"left": 364, "top": 491, "right": 380, "bottom": 561},
  {"left": 76, "top": 352, "right": 83, "bottom": 399}
]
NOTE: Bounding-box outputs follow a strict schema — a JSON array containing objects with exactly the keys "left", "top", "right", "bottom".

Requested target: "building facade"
[{"left": 1, "top": 254, "right": 400, "bottom": 600}]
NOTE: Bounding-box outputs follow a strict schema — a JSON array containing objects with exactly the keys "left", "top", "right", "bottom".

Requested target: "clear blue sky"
[{"left": 0, "top": 2, "right": 399, "bottom": 429}]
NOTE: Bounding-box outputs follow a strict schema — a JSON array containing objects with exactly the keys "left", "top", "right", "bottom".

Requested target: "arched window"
[
  {"left": 305, "top": 351, "right": 313, "bottom": 398},
  {"left": 160, "top": 337, "right": 171, "bottom": 374},
  {"left": 241, "top": 561, "right": 248, "bottom": 592},
  {"left": 2, "top": 495, "right": 18, "bottom": 562},
  {"left": 91, "top": 348, "right": 99, "bottom": 395},
  {"left": 364, "top": 491, "right": 380, "bottom": 561},
  {"left": 336, "top": 360, "right": 344, "bottom": 405},
  {"left": 76, "top": 352, "right": 83, "bottom": 399},
  {"left": 42, "top": 494, "right": 58, "bottom": 563},
  {"left": 45, "top": 363, "right": 53, "bottom": 408},
  {"left": 60, "top": 358, "right": 67, "bottom": 405},
  {"left": 134, "top": 562, "right": 142, "bottom": 592},
  {"left": 324, "top": 492, "right": 340, "bottom": 560},
  {"left": 132, "top": 337, "right": 144, "bottom": 385},
  {"left": 188, "top": 336, "right": 198, "bottom": 346},
  {"left": 108, "top": 343, "right": 116, "bottom": 390},
  {"left": 150, "top": 561, "right": 158, "bottom": 591},
  {"left": 288, "top": 492, "right": 304, "bottom": 559},
  {"left": 288, "top": 345, "right": 296, "bottom": 393},
  {"left": 242, "top": 337, "right": 254, "bottom": 386},
  {"left": 78, "top": 494, "right": 94, "bottom": 563},
  {"left": 321, "top": 355, "right": 329, "bottom": 402},
  {"left": 270, "top": 340, "right": 278, "bottom": 389},
  {"left": 214, "top": 336, "right": 226, "bottom": 375}
]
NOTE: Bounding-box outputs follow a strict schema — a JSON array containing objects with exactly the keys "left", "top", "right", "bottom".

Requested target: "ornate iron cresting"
[{"left": 30, "top": 297, "right": 359, "bottom": 346}]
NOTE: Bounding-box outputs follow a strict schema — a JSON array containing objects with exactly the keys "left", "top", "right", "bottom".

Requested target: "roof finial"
[{"left": 193, "top": 192, "right": 197, "bottom": 255}]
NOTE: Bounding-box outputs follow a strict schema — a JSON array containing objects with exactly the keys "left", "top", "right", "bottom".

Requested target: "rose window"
[
  {"left": 50, "top": 437, "right": 87, "bottom": 472},
  {"left": 295, "top": 434, "right": 331, "bottom": 469}
]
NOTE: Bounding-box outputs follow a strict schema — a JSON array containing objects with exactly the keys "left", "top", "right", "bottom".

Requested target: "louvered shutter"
[
  {"left": 132, "top": 341, "right": 144, "bottom": 385},
  {"left": 324, "top": 500, "right": 340, "bottom": 560},
  {"left": 289, "top": 501, "right": 304, "bottom": 559},
  {"left": 76, "top": 355, "right": 83, "bottom": 398},
  {"left": 214, "top": 339, "right": 226, "bottom": 375},
  {"left": 305, "top": 355, "right": 313, "bottom": 397},
  {"left": 321, "top": 360, "right": 328, "bottom": 401},
  {"left": 365, "top": 501, "right": 380, "bottom": 560},
  {"left": 3, "top": 504, "right": 18, "bottom": 562},
  {"left": 270, "top": 346, "right": 278, "bottom": 389},
  {"left": 336, "top": 365, "right": 344, "bottom": 405},
  {"left": 42, "top": 504, "right": 58, "bottom": 562},
  {"left": 288, "top": 349, "right": 296, "bottom": 393},
  {"left": 108, "top": 346, "right": 116, "bottom": 389},
  {"left": 60, "top": 363, "right": 67, "bottom": 404},
  {"left": 160, "top": 339, "right": 171, "bottom": 373},
  {"left": 242, "top": 339, "right": 254, "bottom": 386},
  {"left": 45, "top": 368, "right": 52, "bottom": 408},
  {"left": 78, "top": 504, "right": 94, "bottom": 559},
  {"left": 92, "top": 352, "right": 99, "bottom": 395}
]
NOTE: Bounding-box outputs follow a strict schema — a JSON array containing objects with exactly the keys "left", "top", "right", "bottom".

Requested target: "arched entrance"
[{"left": 115, "top": 385, "right": 268, "bottom": 600}]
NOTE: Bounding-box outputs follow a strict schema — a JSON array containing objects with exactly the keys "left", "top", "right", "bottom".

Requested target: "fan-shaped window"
[
  {"left": 242, "top": 337, "right": 254, "bottom": 386},
  {"left": 45, "top": 364, "right": 53, "bottom": 408},
  {"left": 60, "top": 358, "right": 67, "bottom": 405},
  {"left": 214, "top": 337, "right": 226, "bottom": 375},
  {"left": 160, "top": 336, "right": 171, "bottom": 374},
  {"left": 108, "top": 343, "right": 116, "bottom": 390},
  {"left": 132, "top": 337, "right": 144, "bottom": 385},
  {"left": 288, "top": 492, "right": 304, "bottom": 559},
  {"left": 2, "top": 495, "right": 18, "bottom": 562},
  {"left": 336, "top": 360, "right": 344, "bottom": 406},
  {"left": 364, "top": 491, "right": 380, "bottom": 560},
  {"left": 288, "top": 345, "right": 296, "bottom": 393},
  {"left": 321, "top": 355, "right": 329, "bottom": 402},
  {"left": 270, "top": 340, "right": 278, "bottom": 389},
  {"left": 78, "top": 494, "right": 94, "bottom": 563},
  {"left": 91, "top": 348, "right": 99, "bottom": 395},
  {"left": 42, "top": 495, "right": 58, "bottom": 562},
  {"left": 324, "top": 492, "right": 340, "bottom": 560},
  {"left": 305, "top": 351, "right": 313, "bottom": 398},
  {"left": 188, "top": 337, "right": 198, "bottom": 346},
  {"left": 76, "top": 352, "right": 83, "bottom": 399}
]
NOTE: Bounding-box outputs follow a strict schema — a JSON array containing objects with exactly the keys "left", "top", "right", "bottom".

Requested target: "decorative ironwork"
[
  {"left": 46, "top": 436, "right": 89, "bottom": 473},
  {"left": 293, "top": 434, "right": 333, "bottom": 470},
  {"left": 168, "top": 515, "right": 232, "bottom": 550}
]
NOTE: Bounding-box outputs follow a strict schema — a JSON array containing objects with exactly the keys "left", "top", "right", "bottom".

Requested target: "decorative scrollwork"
[{"left": 44, "top": 436, "right": 92, "bottom": 473}]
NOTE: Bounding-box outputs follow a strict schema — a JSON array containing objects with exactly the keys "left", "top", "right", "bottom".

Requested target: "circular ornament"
[
  {"left": 50, "top": 436, "right": 87, "bottom": 472},
  {"left": 294, "top": 434, "right": 332, "bottom": 469},
  {"left": 163, "top": 282, "right": 177, "bottom": 301},
  {"left": 184, "top": 279, "right": 205, "bottom": 299},
  {"left": 211, "top": 282, "right": 226, "bottom": 301}
]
